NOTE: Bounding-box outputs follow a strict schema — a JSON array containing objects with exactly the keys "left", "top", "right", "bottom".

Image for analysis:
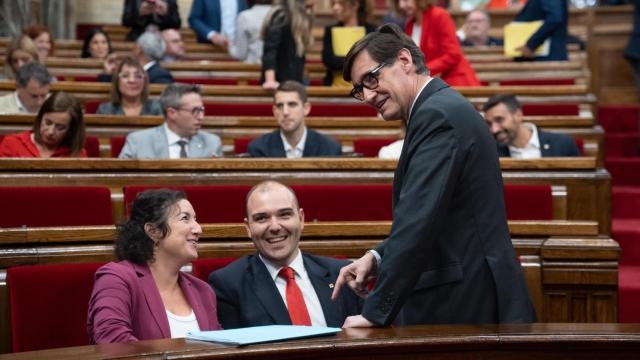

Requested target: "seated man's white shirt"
[
  {"left": 378, "top": 139, "right": 404, "bottom": 159},
  {"left": 166, "top": 310, "right": 200, "bottom": 338},
  {"left": 143, "top": 61, "right": 156, "bottom": 71},
  {"left": 508, "top": 122, "right": 542, "bottom": 159},
  {"left": 280, "top": 126, "right": 307, "bottom": 159},
  {"left": 0, "top": 92, "right": 28, "bottom": 114},
  {"left": 164, "top": 123, "right": 190, "bottom": 158},
  {"left": 259, "top": 250, "right": 327, "bottom": 326}
]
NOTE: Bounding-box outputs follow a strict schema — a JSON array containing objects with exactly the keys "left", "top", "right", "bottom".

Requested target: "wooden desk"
[{"left": 2, "top": 323, "right": 638, "bottom": 359}]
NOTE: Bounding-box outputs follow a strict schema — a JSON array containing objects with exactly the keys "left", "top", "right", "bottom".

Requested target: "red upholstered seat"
[
  {"left": 234, "top": 137, "right": 254, "bottom": 154},
  {"left": 73, "top": 75, "right": 98, "bottom": 82},
  {"left": 353, "top": 138, "right": 398, "bottom": 157},
  {"left": 308, "top": 103, "right": 378, "bottom": 117},
  {"left": 174, "top": 77, "right": 238, "bottom": 85},
  {"left": 598, "top": 105, "right": 640, "bottom": 133},
  {"left": 8, "top": 262, "right": 105, "bottom": 352},
  {"left": 191, "top": 258, "right": 238, "bottom": 282},
  {"left": 203, "top": 102, "right": 378, "bottom": 117},
  {"left": 521, "top": 104, "right": 579, "bottom": 116},
  {"left": 619, "top": 265, "right": 640, "bottom": 323},
  {"left": 124, "top": 185, "right": 251, "bottom": 223},
  {"left": 605, "top": 157, "right": 640, "bottom": 186},
  {"left": 83, "top": 100, "right": 100, "bottom": 114},
  {"left": 573, "top": 137, "right": 585, "bottom": 155},
  {"left": 605, "top": 133, "right": 640, "bottom": 157},
  {"left": 503, "top": 185, "right": 553, "bottom": 220},
  {"left": 110, "top": 136, "right": 126, "bottom": 157},
  {"left": 85, "top": 136, "right": 100, "bottom": 157},
  {"left": 0, "top": 186, "right": 113, "bottom": 227},
  {"left": 290, "top": 184, "right": 392, "bottom": 221},
  {"left": 499, "top": 79, "right": 575, "bottom": 86}
]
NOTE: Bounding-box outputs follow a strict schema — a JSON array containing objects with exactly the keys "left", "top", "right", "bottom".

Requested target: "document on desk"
[{"left": 186, "top": 325, "right": 342, "bottom": 346}]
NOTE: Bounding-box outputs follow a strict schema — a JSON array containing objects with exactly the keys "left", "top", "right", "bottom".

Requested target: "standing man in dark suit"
[
  {"left": 247, "top": 81, "right": 342, "bottom": 157},
  {"left": 513, "top": 0, "right": 568, "bottom": 61},
  {"left": 483, "top": 94, "right": 580, "bottom": 158},
  {"left": 188, "top": 0, "right": 247, "bottom": 47},
  {"left": 208, "top": 181, "right": 361, "bottom": 329},
  {"left": 331, "top": 24, "right": 536, "bottom": 327}
]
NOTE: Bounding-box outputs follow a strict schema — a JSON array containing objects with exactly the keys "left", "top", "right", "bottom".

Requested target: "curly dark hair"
[{"left": 115, "top": 189, "right": 186, "bottom": 264}]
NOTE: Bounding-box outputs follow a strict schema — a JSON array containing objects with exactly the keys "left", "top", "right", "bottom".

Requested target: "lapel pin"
[
  {"left": 543, "top": 144, "right": 550, "bottom": 150},
  {"left": 329, "top": 283, "right": 334, "bottom": 289}
]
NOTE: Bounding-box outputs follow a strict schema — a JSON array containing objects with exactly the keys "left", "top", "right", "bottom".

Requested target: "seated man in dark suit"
[
  {"left": 460, "top": 10, "right": 503, "bottom": 47},
  {"left": 208, "top": 181, "right": 361, "bottom": 328},
  {"left": 482, "top": 94, "right": 579, "bottom": 158},
  {"left": 247, "top": 81, "right": 342, "bottom": 157}
]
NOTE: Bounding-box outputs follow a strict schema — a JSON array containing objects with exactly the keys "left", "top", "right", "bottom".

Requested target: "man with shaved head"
[{"left": 208, "top": 181, "right": 361, "bottom": 328}]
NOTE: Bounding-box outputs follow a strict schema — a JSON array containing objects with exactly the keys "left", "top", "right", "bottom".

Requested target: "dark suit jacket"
[
  {"left": 188, "top": 0, "right": 247, "bottom": 43},
  {"left": 122, "top": 0, "right": 181, "bottom": 42},
  {"left": 514, "top": 0, "right": 568, "bottom": 61},
  {"left": 208, "top": 253, "right": 362, "bottom": 329},
  {"left": 247, "top": 128, "right": 342, "bottom": 157},
  {"left": 147, "top": 62, "right": 174, "bottom": 84},
  {"left": 497, "top": 129, "right": 580, "bottom": 157},
  {"left": 261, "top": 9, "right": 305, "bottom": 84},
  {"left": 363, "top": 78, "right": 536, "bottom": 326}
]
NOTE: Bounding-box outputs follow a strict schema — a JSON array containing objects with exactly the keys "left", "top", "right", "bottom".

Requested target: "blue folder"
[{"left": 186, "top": 325, "right": 342, "bottom": 346}]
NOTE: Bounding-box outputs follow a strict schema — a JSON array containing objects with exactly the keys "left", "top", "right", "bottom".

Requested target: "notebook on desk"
[{"left": 186, "top": 325, "right": 342, "bottom": 346}]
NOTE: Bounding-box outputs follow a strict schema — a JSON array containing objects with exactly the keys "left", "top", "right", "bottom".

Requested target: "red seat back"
[
  {"left": 0, "top": 186, "right": 113, "bottom": 227},
  {"left": 499, "top": 79, "right": 575, "bottom": 86},
  {"left": 353, "top": 138, "right": 398, "bottom": 157},
  {"left": 503, "top": 184, "right": 553, "bottom": 220},
  {"left": 8, "top": 262, "right": 105, "bottom": 352},
  {"left": 110, "top": 136, "right": 126, "bottom": 157},
  {"left": 83, "top": 100, "right": 100, "bottom": 114},
  {"left": 521, "top": 104, "right": 579, "bottom": 116},
  {"left": 85, "top": 136, "right": 100, "bottom": 157},
  {"left": 191, "top": 258, "right": 238, "bottom": 282},
  {"left": 291, "top": 184, "right": 392, "bottom": 221},
  {"left": 234, "top": 137, "right": 254, "bottom": 154},
  {"left": 203, "top": 102, "right": 378, "bottom": 117}
]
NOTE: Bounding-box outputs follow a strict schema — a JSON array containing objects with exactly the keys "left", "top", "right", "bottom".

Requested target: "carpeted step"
[
  {"left": 613, "top": 219, "right": 640, "bottom": 267},
  {"left": 613, "top": 186, "right": 640, "bottom": 219},
  {"left": 619, "top": 265, "right": 640, "bottom": 323},
  {"left": 598, "top": 105, "right": 640, "bottom": 133},
  {"left": 605, "top": 157, "right": 640, "bottom": 186},
  {"left": 605, "top": 133, "right": 640, "bottom": 157}
]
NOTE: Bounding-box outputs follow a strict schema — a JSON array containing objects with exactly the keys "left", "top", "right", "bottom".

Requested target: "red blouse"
[
  {"left": 405, "top": 6, "right": 481, "bottom": 87},
  {"left": 0, "top": 131, "right": 87, "bottom": 158}
]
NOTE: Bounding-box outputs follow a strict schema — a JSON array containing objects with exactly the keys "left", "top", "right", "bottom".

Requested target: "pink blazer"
[
  {"left": 406, "top": 6, "right": 480, "bottom": 86},
  {"left": 87, "top": 261, "right": 222, "bottom": 344}
]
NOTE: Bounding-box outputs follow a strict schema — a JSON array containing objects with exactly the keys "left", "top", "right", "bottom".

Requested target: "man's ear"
[
  {"left": 244, "top": 218, "right": 252, "bottom": 239},
  {"left": 514, "top": 109, "right": 524, "bottom": 123},
  {"left": 298, "top": 208, "right": 305, "bottom": 232},
  {"left": 303, "top": 102, "right": 311, "bottom": 117},
  {"left": 397, "top": 48, "right": 414, "bottom": 73}
]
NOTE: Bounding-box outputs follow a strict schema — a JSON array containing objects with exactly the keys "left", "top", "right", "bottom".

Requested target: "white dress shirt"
[
  {"left": 508, "top": 123, "right": 542, "bottom": 159},
  {"left": 378, "top": 139, "right": 404, "bottom": 159},
  {"left": 280, "top": 127, "right": 308, "bottom": 159},
  {"left": 259, "top": 250, "right": 327, "bottom": 327},
  {"left": 164, "top": 123, "right": 190, "bottom": 159}
]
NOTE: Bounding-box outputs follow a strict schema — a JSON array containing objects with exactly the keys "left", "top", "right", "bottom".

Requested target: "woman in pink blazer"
[
  {"left": 394, "top": 0, "right": 480, "bottom": 86},
  {"left": 87, "top": 189, "right": 222, "bottom": 344}
]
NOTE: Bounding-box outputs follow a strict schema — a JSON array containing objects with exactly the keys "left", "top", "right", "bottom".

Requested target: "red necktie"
[{"left": 278, "top": 266, "right": 312, "bottom": 326}]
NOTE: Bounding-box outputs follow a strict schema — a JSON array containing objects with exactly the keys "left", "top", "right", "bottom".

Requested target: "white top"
[
  {"left": 143, "top": 61, "right": 156, "bottom": 72},
  {"left": 229, "top": 5, "right": 272, "bottom": 64},
  {"left": 164, "top": 123, "right": 190, "bottom": 158},
  {"left": 508, "top": 123, "right": 542, "bottom": 159},
  {"left": 166, "top": 309, "right": 200, "bottom": 338},
  {"left": 411, "top": 23, "right": 422, "bottom": 47},
  {"left": 378, "top": 139, "right": 404, "bottom": 159},
  {"left": 259, "top": 250, "right": 327, "bottom": 326},
  {"left": 280, "top": 126, "right": 308, "bottom": 159}
]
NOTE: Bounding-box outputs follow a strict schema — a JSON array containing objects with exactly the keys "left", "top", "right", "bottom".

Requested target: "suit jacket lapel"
[
  {"left": 133, "top": 263, "right": 170, "bottom": 338},
  {"left": 538, "top": 131, "right": 552, "bottom": 156},
  {"left": 302, "top": 129, "right": 318, "bottom": 157},
  {"left": 303, "top": 254, "right": 342, "bottom": 327},
  {"left": 178, "top": 272, "right": 210, "bottom": 330},
  {"left": 189, "top": 133, "right": 205, "bottom": 157},
  {"left": 270, "top": 131, "right": 287, "bottom": 157},
  {"left": 248, "top": 255, "right": 292, "bottom": 324},
  {"left": 152, "top": 125, "right": 170, "bottom": 158}
]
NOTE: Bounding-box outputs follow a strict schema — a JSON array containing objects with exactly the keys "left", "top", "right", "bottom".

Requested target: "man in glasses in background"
[
  {"left": 119, "top": 83, "right": 222, "bottom": 158},
  {"left": 331, "top": 24, "right": 536, "bottom": 327}
]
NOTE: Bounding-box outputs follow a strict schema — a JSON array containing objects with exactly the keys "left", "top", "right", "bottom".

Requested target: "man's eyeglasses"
[
  {"left": 350, "top": 63, "right": 387, "bottom": 101},
  {"left": 177, "top": 106, "right": 205, "bottom": 117}
]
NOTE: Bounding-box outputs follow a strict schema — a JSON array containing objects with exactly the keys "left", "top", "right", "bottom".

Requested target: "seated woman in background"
[
  {"left": 322, "top": 0, "right": 376, "bottom": 86},
  {"left": 0, "top": 91, "right": 87, "bottom": 158},
  {"left": 261, "top": 0, "right": 315, "bottom": 90},
  {"left": 96, "top": 56, "right": 162, "bottom": 116},
  {"left": 87, "top": 189, "right": 222, "bottom": 344},
  {"left": 23, "top": 25, "right": 55, "bottom": 62},
  {"left": 2, "top": 35, "right": 39, "bottom": 80},
  {"left": 394, "top": 0, "right": 480, "bottom": 86},
  {"left": 229, "top": 0, "right": 273, "bottom": 64}
]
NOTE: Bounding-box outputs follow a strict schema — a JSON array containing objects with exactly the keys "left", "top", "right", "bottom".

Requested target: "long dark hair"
[
  {"left": 115, "top": 189, "right": 187, "bottom": 264},
  {"left": 81, "top": 29, "right": 113, "bottom": 58}
]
